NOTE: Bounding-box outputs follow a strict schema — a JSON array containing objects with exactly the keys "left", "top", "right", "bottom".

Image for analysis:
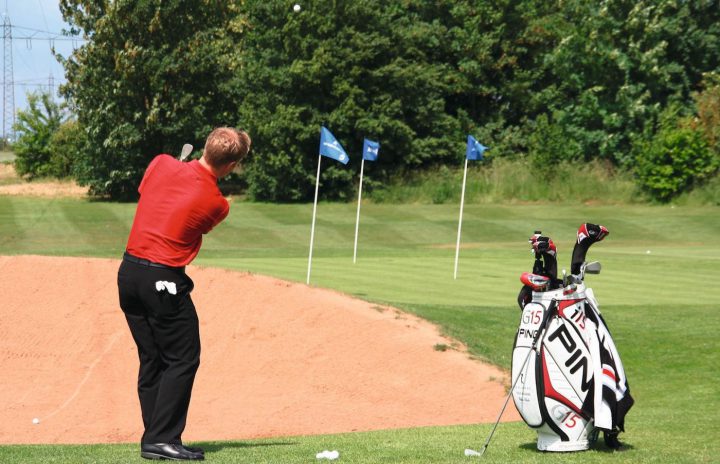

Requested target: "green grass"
[
  {"left": 0, "top": 197, "right": 718, "bottom": 462},
  {"left": 0, "top": 421, "right": 713, "bottom": 463}
]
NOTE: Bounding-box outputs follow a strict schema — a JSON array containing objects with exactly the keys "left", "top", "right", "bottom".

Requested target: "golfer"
[{"left": 117, "top": 127, "right": 251, "bottom": 461}]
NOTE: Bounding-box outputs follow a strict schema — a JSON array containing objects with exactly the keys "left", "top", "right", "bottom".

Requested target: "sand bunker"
[{"left": 0, "top": 255, "right": 517, "bottom": 444}]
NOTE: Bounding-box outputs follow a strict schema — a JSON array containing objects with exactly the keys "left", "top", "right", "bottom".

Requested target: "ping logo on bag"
[{"left": 546, "top": 323, "right": 592, "bottom": 394}]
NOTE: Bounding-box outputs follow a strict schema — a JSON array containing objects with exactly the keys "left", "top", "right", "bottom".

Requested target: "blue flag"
[
  {"left": 362, "top": 139, "right": 380, "bottom": 161},
  {"left": 466, "top": 135, "right": 488, "bottom": 161},
  {"left": 319, "top": 127, "right": 349, "bottom": 165}
]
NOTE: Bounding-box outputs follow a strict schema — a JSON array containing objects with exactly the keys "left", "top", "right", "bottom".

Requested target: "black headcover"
[
  {"left": 517, "top": 232, "right": 560, "bottom": 308},
  {"left": 570, "top": 223, "right": 609, "bottom": 274},
  {"left": 530, "top": 232, "right": 558, "bottom": 284}
]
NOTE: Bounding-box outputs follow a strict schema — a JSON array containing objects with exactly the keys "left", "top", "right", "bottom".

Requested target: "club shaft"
[{"left": 476, "top": 301, "right": 555, "bottom": 456}]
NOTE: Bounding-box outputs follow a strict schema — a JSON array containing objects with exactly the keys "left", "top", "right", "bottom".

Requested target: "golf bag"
[{"left": 511, "top": 224, "right": 633, "bottom": 452}]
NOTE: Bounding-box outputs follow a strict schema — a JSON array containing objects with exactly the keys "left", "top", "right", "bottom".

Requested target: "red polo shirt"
[{"left": 126, "top": 155, "right": 229, "bottom": 267}]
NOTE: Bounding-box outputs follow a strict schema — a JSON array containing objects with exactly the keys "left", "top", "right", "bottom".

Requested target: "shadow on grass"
[
  {"left": 193, "top": 440, "right": 298, "bottom": 453},
  {"left": 519, "top": 440, "right": 635, "bottom": 453}
]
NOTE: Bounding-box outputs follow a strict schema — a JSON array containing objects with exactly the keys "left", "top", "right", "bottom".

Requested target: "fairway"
[{"left": 0, "top": 197, "right": 718, "bottom": 463}]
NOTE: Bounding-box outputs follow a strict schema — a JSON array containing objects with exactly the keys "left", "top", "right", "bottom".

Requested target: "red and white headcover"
[{"left": 577, "top": 223, "right": 609, "bottom": 245}]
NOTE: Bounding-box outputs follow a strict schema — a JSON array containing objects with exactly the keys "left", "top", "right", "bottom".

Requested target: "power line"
[
  {"left": 12, "top": 25, "right": 85, "bottom": 40},
  {"left": 13, "top": 24, "right": 68, "bottom": 34},
  {"left": 2, "top": 13, "right": 79, "bottom": 139},
  {"left": 9, "top": 25, "right": 85, "bottom": 49}
]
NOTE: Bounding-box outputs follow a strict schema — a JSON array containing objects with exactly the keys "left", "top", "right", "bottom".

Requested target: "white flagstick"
[
  {"left": 353, "top": 158, "right": 366, "bottom": 263},
  {"left": 454, "top": 158, "right": 469, "bottom": 280},
  {"left": 307, "top": 155, "right": 323, "bottom": 285}
]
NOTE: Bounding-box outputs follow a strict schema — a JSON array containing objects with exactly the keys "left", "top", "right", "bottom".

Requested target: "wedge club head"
[{"left": 180, "top": 143, "right": 193, "bottom": 161}]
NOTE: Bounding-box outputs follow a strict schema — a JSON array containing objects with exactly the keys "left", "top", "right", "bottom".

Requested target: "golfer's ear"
[{"left": 231, "top": 160, "right": 243, "bottom": 174}]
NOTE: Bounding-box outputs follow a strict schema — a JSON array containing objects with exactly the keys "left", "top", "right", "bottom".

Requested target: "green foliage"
[
  {"left": 533, "top": 0, "right": 720, "bottom": 166},
  {"left": 238, "top": 0, "right": 468, "bottom": 201},
  {"left": 55, "top": 0, "right": 720, "bottom": 200},
  {"left": 527, "top": 113, "right": 582, "bottom": 171},
  {"left": 11, "top": 92, "right": 66, "bottom": 178},
  {"left": 236, "top": 0, "right": 718, "bottom": 201},
  {"left": 635, "top": 118, "right": 718, "bottom": 202},
  {"left": 46, "top": 120, "right": 85, "bottom": 178},
  {"left": 58, "top": 0, "right": 246, "bottom": 199},
  {"left": 676, "top": 173, "right": 720, "bottom": 206},
  {"left": 691, "top": 73, "right": 720, "bottom": 154}
]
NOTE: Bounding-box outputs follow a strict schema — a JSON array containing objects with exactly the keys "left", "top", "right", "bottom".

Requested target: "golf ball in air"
[
  {"left": 293, "top": 4, "right": 301, "bottom": 12},
  {"left": 32, "top": 418, "right": 40, "bottom": 424}
]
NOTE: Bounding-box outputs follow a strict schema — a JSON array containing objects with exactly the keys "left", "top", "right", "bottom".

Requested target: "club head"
[
  {"left": 180, "top": 143, "right": 193, "bottom": 161},
  {"left": 582, "top": 261, "right": 602, "bottom": 275},
  {"left": 464, "top": 447, "right": 486, "bottom": 457}
]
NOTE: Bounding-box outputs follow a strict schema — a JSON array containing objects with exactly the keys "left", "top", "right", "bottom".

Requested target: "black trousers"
[{"left": 117, "top": 257, "right": 200, "bottom": 445}]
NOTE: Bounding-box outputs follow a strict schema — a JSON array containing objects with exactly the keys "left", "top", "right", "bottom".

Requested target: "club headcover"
[
  {"left": 520, "top": 272, "right": 551, "bottom": 291},
  {"left": 571, "top": 223, "right": 609, "bottom": 274},
  {"left": 529, "top": 233, "right": 558, "bottom": 282},
  {"left": 577, "top": 223, "right": 609, "bottom": 246}
]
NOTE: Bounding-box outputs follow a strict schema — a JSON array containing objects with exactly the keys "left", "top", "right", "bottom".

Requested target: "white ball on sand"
[
  {"left": 293, "top": 4, "right": 301, "bottom": 12},
  {"left": 32, "top": 418, "right": 40, "bottom": 425}
]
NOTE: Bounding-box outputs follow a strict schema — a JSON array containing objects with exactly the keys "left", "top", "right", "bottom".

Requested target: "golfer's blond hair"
[{"left": 203, "top": 127, "right": 251, "bottom": 168}]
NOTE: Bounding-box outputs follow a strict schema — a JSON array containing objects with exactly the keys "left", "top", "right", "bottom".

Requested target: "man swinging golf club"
[{"left": 117, "top": 127, "right": 251, "bottom": 460}]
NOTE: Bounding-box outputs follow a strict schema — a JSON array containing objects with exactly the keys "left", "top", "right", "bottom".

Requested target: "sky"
[{"left": 3, "top": 0, "right": 75, "bottom": 129}]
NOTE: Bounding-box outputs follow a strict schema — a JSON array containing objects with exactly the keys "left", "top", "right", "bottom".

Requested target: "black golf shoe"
[{"left": 141, "top": 443, "right": 204, "bottom": 460}]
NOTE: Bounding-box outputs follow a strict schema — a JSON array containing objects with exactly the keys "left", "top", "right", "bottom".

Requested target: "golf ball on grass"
[
  {"left": 293, "top": 4, "right": 301, "bottom": 12},
  {"left": 316, "top": 450, "right": 339, "bottom": 460}
]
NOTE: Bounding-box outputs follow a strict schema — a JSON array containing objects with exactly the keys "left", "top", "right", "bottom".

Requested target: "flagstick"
[
  {"left": 353, "top": 158, "right": 366, "bottom": 264},
  {"left": 307, "top": 154, "right": 322, "bottom": 285},
  {"left": 454, "top": 158, "right": 469, "bottom": 280}
]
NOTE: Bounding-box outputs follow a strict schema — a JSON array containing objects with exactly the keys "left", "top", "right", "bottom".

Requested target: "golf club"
[
  {"left": 180, "top": 143, "right": 193, "bottom": 161},
  {"left": 465, "top": 300, "right": 557, "bottom": 458}
]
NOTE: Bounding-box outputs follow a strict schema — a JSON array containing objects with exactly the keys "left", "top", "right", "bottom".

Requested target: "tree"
[
  {"left": 12, "top": 92, "right": 66, "bottom": 178},
  {"left": 58, "top": 0, "right": 246, "bottom": 199},
  {"left": 237, "top": 0, "right": 475, "bottom": 201},
  {"left": 537, "top": 0, "right": 720, "bottom": 165},
  {"left": 56, "top": 0, "right": 720, "bottom": 200}
]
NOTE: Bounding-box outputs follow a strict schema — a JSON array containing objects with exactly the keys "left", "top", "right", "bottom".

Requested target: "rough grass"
[{"left": 366, "top": 158, "right": 642, "bottom": 205}]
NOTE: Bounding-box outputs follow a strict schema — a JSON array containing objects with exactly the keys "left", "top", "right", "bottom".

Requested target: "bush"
[
  {"left": 691, "top": 74, "right": 720, "bottom": 154},
  {"left": 47, "top": 120, "right": 85, "bottom": 178},
  {"left": 676, "top": 173, "right": 720, "bottom": 206},
  {"left": 635, "top": 124, "right": 718, "bottom": 202},
  {"left": 527, "top": 113, "right": 583, "bottom": 172},
  {"left": 12, "top": 92, "right": 65, "bottom": 178}
]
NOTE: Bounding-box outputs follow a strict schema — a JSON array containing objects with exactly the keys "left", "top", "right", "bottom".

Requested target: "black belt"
[{"left": 123, "top": 252, "right": 185, "bottom": 271}]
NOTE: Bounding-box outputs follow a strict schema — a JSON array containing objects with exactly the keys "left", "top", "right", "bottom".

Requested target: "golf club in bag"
[{"left": 512, "top": 223, "right": 633, "bottom": 452}]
